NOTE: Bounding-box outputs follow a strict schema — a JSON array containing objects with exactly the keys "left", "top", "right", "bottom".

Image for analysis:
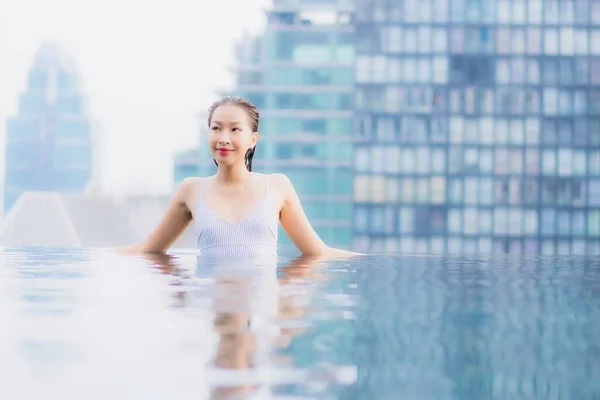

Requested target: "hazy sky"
[{"left": 0, "top": 0, "right": 269, "bottom": 196}]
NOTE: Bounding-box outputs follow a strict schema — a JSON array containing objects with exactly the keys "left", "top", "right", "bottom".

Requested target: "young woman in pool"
[{"left": 120, "top": 96, "right": 360, "bottom": 259}]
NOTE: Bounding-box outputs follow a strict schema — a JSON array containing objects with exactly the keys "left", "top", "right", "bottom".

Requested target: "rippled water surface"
[{"left": 1, "top": 247, "right": 599, "bottom": 399}]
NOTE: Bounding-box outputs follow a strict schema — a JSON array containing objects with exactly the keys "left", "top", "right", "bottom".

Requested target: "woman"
[{"left": 119, "top": 96, "right": 360, "bottom": 259}]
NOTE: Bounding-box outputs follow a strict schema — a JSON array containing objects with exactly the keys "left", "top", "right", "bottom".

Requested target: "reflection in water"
[
  {"left": 0, "top": 247, "right": 90, "bottom": 373},
  {"left": 0, "top": 248, "right": 599, "bottom": 399},
  {"left": 341, "top": 255, "right": 600, "bottom": 400},
  {"left": 126, "top": 251, "right": 345, "bottom": 399}
]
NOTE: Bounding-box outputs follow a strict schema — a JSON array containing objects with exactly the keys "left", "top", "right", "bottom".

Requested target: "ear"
[{"left": 251, "top": 131, "right": 259, "bottom": 146}]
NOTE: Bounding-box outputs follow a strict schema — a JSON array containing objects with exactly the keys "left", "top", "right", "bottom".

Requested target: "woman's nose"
[{"left": 218, "top": 132, "right": 231, "bottom": 143}]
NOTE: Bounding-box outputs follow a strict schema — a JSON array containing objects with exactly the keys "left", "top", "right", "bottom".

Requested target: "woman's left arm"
[{"left": 273, "top": 173, "right": 364, "bottom": 258}]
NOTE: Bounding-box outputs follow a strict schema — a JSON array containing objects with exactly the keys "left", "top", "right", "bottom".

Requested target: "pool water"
[{"left": 1, "top": 247, "right": 599, "bottom": 399}]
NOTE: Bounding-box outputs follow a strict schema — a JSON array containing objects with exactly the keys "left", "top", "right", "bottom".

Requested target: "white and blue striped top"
[{"left": 194, "top": 176, "right": 279, "bottom": 261}]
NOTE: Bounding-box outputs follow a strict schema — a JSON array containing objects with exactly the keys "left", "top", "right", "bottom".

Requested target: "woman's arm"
[
  {"left": 117, "top": 178, "right": 197, "bottom": 254},
  {"left": 274, "top": 174, "right": 364, "bottom": 258}
]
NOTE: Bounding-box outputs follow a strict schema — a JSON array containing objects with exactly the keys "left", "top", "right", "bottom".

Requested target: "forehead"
[{"left": 211, "top": 104, "right": 250, "bottom": 124}]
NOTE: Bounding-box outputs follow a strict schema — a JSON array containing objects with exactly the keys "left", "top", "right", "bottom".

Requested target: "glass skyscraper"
[
  {"left": 229, "top": 0, "right": 355, "bottom": 248},
  {"left": 173, "top": 149, "right": 200, "bottom": 186},
  {"left": 171, "top": 111, "right": 212, "bottom": 185},
  {"left": 3, "top": 43, "right": 94, "bottom": 214},
  {"left": 352, "top": 0, "right": 600, "bottom": 255}
]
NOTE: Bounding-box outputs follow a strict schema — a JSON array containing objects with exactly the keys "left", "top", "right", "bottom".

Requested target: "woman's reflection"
[
  {"left": 142, "top": 252, "right": 189, "bottom": 307},
  {"left": 140, "top": 253, "right": 326, "bottom": 399}
]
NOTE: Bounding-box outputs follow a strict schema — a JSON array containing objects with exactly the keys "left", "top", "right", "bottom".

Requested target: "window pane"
[
  {"left": 494, "top": 149, "right": 508, "bottom": 175},
  {"left": 525, "top": 149, "right": 539, "bottom": 174},
  {"left": 560, "top": 28, "right": 574, "bottom": 55},
  {"left": 497, "top": 28, "right": 511, "bottom": 54},
  {"left": 355, "top": 148, "right": 370, "bottom": 172},
  {"left": 528, "top": 0, "right": 543, "bottom": 24},
  {"left": 432, "top": 28, "right": 448, "bottom": 53},
  {"left": 478, "top": 210, "right": 492, "bottom": 235},
  {"left": 494, "top": 208, "right": 508, "bottom": 234},
  {"left": 509, "top": 149, "right": 523, "bottom": 174},
  {"left": 541, "top": 209, "right": 556, "bottom": 236},
  {"left": 479, "top": 178, "right": 494, "bottom": 205},
  {"left": 525, "top": 118, "right": 540, "bottom": 144},
  {"left": 544, "top": 0, "right": 559, "bottom": 23},
  {"left": 544, "top": 29, "right": 558, "bottom": 55},
  {"left": 542, "top": 150, "right": 557, "bottom": 175},
  {"left": 419, "top": 27, "right": 431, "bottom": 53},
  {"left": 575, "top": 29, "right": 589, "bottom": 55}
]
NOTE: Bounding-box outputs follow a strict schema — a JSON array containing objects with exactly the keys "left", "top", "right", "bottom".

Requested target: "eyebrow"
[{"left": 211, "top": 121, "right": 243, "bottom": 125}]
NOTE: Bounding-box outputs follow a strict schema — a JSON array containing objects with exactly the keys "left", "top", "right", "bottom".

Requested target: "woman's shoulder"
[
  {"left": 262, "top": 173, "right": 296, "bottom": 197},
  {"left": 179, "top": 176, "right": 204, "bottom": 189},
  {"left": 176, "top": 176, "right": 205, "bottom": 199},
  {"left": 260, "top": 172, "right": 292, "bottom": 187}
]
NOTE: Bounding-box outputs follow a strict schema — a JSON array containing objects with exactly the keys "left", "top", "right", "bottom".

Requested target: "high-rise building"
[
  {"left": 230, "top": 0, "right": 355, "bottom": 249},
  {"left": 172, "top": 110, "right": 212, "bottom": 186},
  {"left": 3, "top": 42, "right": 95, "bottom": 213},
  {"left": 0, "top": 180, "right": 3, "bottom": 220},
  {"left": 173, "top": 149, "right": 200, "bottom": 185},
  {"left": 352, "top": 0, "right": 600, "bottom": 255},
  {"left": 196, "top": 110, "right": 215, "bottom": 178}
]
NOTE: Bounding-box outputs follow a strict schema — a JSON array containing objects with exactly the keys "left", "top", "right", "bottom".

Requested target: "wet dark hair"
[{"left": 208, "top": 96, "right": 259, "bottom": 172}]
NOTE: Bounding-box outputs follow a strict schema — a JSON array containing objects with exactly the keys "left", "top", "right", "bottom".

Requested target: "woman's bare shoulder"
[
  {"left": 265, "top": 173, "right": 296, "bottom": 204},
  {"left": 266, "top": 173, "right": 293, "bottom": 189},
  {"left": 177, "top": 177, "right": 205, "bottom": 204},
  {"left": 179, "top": 176, "right": 204, "bottom": 190}
]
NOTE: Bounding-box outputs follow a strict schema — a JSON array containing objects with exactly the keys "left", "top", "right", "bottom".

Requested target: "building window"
[
  {"left": 524, "top": 210, "right": 538, "bottom": 235},
  {"left": 354, "top": 207, "right": 369, "bottom": 233},
  {"left": 432, "top": 0, "right": 448, "bottom": 22},
  {"left": 401, "top": 178, "right": 415, "bottom": 203},
  {"left": 494, "top": 208, "right": 508, "bottom": 235},
  {"left": 398, "top": 207, "right": 414, "bottom": 234},
  {"left": 353, "top": 175, "right": 370, "bottom": 202},
  {"left": 528, "top": 0, "right": 543, "bottom": 24},
  {"left": 432, "top": 29, "right": 448, "bottom": 53},
  {"left": 479, "top": 178, "right": 494, "bottom": 205},
  {"left": 385, "top": 177, "right": 400, "bottom": 203}
]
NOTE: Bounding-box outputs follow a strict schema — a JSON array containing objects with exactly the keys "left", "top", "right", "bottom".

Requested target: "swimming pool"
[{"left": 1, "top": 247, "right": 599, "bottom": 399}]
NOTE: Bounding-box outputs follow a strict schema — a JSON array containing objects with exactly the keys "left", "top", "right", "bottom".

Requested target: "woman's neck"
[{"left": 215, "top": 164, "right": 252, "bottom": 185}]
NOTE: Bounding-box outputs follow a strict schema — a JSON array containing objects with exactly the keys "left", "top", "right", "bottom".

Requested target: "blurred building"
[
  {"left": 227, "top": 0, "right": 355, "bottom": 249},
  {"left": 0, "top": 180, "right": 3, "bottom": 220},
  {"left": 0, "top": 191, "right": 135, "bottom": 248},
  {"left": 172, "top": 110, "right": 214, "bottom": 187},
  {"left": 173, "top": 148, "right": 200, "bottom": 185},
  {"left": 352, "top": 0, "right": 600, "bottom": 255},
  {"left": 195, "top": 111, "right": 214, "bottom": 178},
  {"left": 3, "top": 42, "right": 96, "bottom": 214},
  {"left": 0, "top": 191, "right": 195, "bottom": 249}
]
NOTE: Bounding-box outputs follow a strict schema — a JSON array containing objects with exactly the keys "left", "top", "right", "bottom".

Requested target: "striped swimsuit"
[
  {"left": 194, "top": 176, "right": 279, "bottom": 262},
  {"left": 192, "top": 177, "right": 281, "bottom": 377}
]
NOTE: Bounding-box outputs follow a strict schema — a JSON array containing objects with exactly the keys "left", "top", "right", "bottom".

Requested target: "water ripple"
[{"left": 0, "top": 248, "right": 599, "bottom": 399}]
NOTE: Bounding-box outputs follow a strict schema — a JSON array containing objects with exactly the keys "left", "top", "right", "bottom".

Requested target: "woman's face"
[{"left": 208, "top": 104, "right": 257, "bottom": 168}]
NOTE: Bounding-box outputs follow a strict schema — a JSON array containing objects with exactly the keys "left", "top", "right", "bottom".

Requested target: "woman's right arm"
[{"left": 117, "top": 177, "right": 198, "bottom": 254}]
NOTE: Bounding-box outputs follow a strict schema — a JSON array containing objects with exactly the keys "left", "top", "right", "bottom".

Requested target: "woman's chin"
[{"left": 214, "top": 158, "right": 241, "bottom": 168}]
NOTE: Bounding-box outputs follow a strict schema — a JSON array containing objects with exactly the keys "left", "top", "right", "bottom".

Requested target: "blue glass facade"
[
  {"left": 173, "top": 149, "right": 200, "bottom": 185},
  {"left": 231, "top": 0, "right": 355, "bottom": 248},
  {"left": 352, "top": 0, "right": 600, "bottom": 255},
  {"left": 3, "top": 44, "right": 93, "bottom": 214}
]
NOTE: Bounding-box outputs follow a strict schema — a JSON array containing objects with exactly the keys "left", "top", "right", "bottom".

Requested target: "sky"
[{"left": 0, "top": 0, "right": 269, "bottom": 196}]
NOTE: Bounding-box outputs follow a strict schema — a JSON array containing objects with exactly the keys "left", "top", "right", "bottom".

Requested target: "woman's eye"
[
  {"left": 232, "top": 127, "right": 241, "bottom": 132},
  {"left": 211, "top": 126, "right": 219, "bottom": 131}
]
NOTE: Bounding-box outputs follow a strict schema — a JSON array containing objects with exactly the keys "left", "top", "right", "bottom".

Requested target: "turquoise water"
[{"left": 1, "top": 247, "right": 599, "bottom": 399}]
